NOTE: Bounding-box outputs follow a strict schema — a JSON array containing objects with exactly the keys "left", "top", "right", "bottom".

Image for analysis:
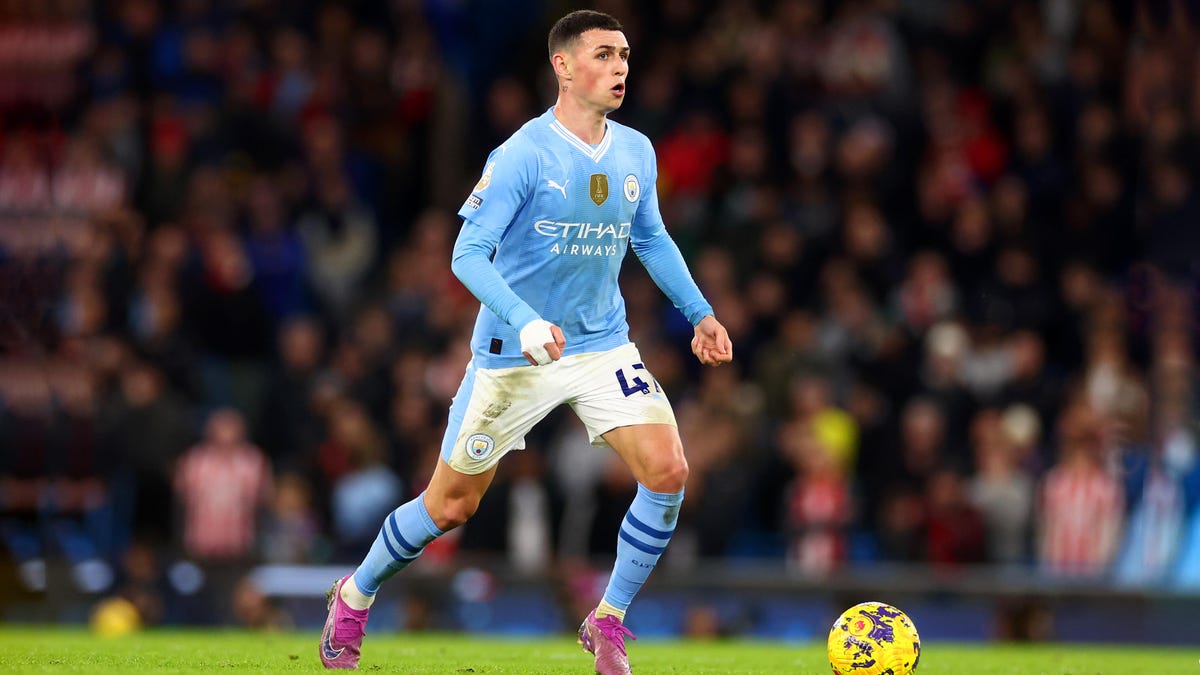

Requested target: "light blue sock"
[
  {"left": 352, "top": 492, "right": 444, "bottom": 595},
  {"left": 601, "top": 484, "right": 684, "bottom": 611}
]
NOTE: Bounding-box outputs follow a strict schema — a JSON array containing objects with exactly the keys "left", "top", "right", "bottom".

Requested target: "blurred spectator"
[
  {"left": 174, "top": 408, "right": 272, "bottom": 561},
  {"left": 268, "top": 27, "right": 315, "bottom": 123},
  {"left": 141, "top": 112, "right": 191, "bottom": 226},
  {"left": 782, "top": 430, "right": 852, "bottom": 576},
  {"left": 753, "top": 309, "right": 823, "bottom": 420},
  {"left": 841, "top": 197, "right": 903, "bottom": 304},
  {"left": 876, "top": 398, "right": 950, "bottom": 561},
  {"left": 0, "top": 362, "right": 55, "bottom": 580},
  {"left": 46, "top": 369, "right": 111, "bottom": 566},
  {"left": 242, "top": 176, "right": 309, "bottom": 325},
  {"left": 345, "top": 304, "right": 397, "bottom": 421},
  {"left": 781, "top": 374, "right": 858, "bottom": 474},
  {"left": 679, "top": 402, "right": 755, "bottom": 558},
  {"left": 456, "top": 450, "right": 554, "bottom": 564},
  {"left": 1145, "top": 158, "right": 1200, "bottom": 280},
  {"left": 1049, "top": 260, "right": 1104, "bottom": 371},
  {"left": 257, "top": 315, "right": 326, "bottom": 470},
  {"left": 892, "top": 251, "right": 958, "bottom": 336},
  {"left": 1038, "top": 401, "right": 1124, "bottom": 577},
  {"left": 973, "top": 244, "right": 1054, "bottom": 332},
  {"left": 924, "top": 467, "right": 986, "bottom": 566},
  {"left": 1115, "top": 462, "right": 1186, "bottom": 585},
  {"left": 995, "top": 331, "right": 1060, "bottom": 447},
  {"left": 504, "top": 449, "right": 554, "bottom": 574},
  {"left": 321, "top": 399, "right": 400, "bottom": 555},
  {"left": 1150, "top": 326, "right": 1200, "bottom": 510},
  {"left": 102, "top": 361, "right": 193, "bottom": 548},
  {"left": 129, "top": 255, "right": 198, "bottom": 399},
  {"left": 821, "top": 0, "right": 912, "bottom": 106},
  {"left": 330, "top": 439, "right": 403, "bottom": 558},
  {"left": 816, "top": 258, "right": 893, "bottom": 370},
  {"left": 917, "top": 321, "right": 974, "bottom": 450},
  {"left": 1002, "top": 402, "right": 1046, "bottom": 476},
  {"left": 550, "top": 417, "right": 616, "bottom": 562},
  {"left": 297, "top": 163, "right": 378, "bottom": 322},
  {"left": 183, "top": 226, "right": 273, "bottom": 425},
  {"left": 261, "top": 473, "right": 322, "bottom": 565},
  {"left": 1010, "top": 104, "right": 1066, "bottom": 219},
  {"left": 967, "top": 408, "right": 1036, "bottom": 564},
  {"left": 185, "top": 226, "right": 272, "bottom": 362}
]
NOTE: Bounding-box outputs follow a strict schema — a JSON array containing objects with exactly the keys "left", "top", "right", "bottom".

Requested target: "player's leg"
[
  {"left": 598, "top": 422, "right": 687, "bottom": 610},
  {"left": 567, "top": 345, "right": 684, "bottom": 675},
  {"left": 322, "top": 358, "right": 562, "bottom": 669},
  {"left": 349, "top": 460, "right": 497, "bottom": 605},
  {"left": 321, "top": 462, "right": 495, "bottom": 670},
  {"left": 579, "top": 424, "right": 687, "bottom": 675}
]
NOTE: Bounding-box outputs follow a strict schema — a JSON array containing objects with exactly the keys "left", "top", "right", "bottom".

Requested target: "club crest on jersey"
[
  {"left": 589, "top": 173, "right": 609, "bottom": 206},
  {"left": 623, "top": 174, "right": 640, "bottom": 202},
  {"left": 465, "top": 433, "right": 495, "bottom": 460},
  {"left": 474, "top": 162, "right": 496, "bottom": 192}
]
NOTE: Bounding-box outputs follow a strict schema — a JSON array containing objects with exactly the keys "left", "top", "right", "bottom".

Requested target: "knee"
[
  {"left": 427, "top": 493, "right": 480, "bottom": 531},
  {"left": 643, "top": 455, "right": 689, "bottom": 494}
]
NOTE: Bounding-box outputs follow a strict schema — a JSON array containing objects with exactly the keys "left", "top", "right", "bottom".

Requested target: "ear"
[{"left": 551, "top": 51, "right": 571, "bottom": 82}]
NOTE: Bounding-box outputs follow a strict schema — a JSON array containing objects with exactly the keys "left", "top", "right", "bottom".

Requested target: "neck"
[{"left": 552, "top": 95, "right": 608, "bottom": 145}]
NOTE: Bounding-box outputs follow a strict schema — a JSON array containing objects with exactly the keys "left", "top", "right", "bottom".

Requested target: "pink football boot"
[
  {"left": 319, "top": 575, "right": 370, "bottom": 669},
  {"left": 579, "top": 609, "right": 637, "bottom": 675}
]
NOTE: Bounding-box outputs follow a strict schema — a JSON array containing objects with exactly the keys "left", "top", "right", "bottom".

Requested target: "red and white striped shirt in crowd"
[
  {"left": 785, "top": 473, "right": 852, "bottom": 575},
  {"left": 175, "top": 441, "right": 272, "bottom": 561},
  {"left": 1038, "top": 459, "right": 1123, "bottom": 577}
]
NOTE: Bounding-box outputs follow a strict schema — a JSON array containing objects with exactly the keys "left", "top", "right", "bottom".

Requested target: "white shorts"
[{"left": 439, "top": 342, "right": 677, "bottom": 475}]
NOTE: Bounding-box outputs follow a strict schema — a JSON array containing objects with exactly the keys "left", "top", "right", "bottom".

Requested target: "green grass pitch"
[{"left": 1, "top": 628, "right": 1197, "bottom": 673}]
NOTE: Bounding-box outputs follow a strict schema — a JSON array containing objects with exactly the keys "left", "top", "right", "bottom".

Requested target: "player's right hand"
[{"left": 519, "top": 319, "right": 566, "bottom": 365}]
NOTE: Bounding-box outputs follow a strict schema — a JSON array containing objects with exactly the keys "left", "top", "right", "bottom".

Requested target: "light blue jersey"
[{"left": 454, "top": 107, "right": 713, "bottom": 368}]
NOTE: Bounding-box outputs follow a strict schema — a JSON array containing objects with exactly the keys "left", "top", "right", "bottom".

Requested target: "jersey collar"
[{"left": 549, "top": 117, "right": 613, "bottom": 163}]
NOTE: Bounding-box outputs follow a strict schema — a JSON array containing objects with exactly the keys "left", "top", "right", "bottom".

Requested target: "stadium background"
[{"left": 1, "top": 0, "right": 1199, "bottom": 646}]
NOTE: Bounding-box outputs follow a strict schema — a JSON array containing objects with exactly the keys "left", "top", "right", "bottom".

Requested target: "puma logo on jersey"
[{"left": 547, "top": 179, "right": 570, "bottom": 199}]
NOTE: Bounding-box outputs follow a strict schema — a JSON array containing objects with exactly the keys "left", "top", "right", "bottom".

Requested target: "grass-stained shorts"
[{"left": 439, "top": 343, "right": 676, "bottom": 475}]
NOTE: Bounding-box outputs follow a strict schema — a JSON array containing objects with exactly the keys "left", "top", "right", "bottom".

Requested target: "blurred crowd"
[{"left": 2, "top": 0, "right": 1200, "bottom": 623}]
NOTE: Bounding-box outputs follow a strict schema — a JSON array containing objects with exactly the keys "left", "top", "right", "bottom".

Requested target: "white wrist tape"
[{"left": 519, "top": 319, "right": 556, "bottom": 365}]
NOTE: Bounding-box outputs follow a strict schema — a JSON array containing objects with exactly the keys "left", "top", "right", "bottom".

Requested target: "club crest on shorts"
[
  {"left": 465, "top": 433, "right": 495, "bottom": 460},
  {"left": 590, "top": 173, "right": 609, "bottom": 206},
  {"left": 623, "top": 174, "right": 639, "bottom": 202}
]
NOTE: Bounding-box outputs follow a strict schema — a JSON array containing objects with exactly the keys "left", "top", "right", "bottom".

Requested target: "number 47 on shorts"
[{"left": 614, "top": 363, "right": 661, "bottom": 397}]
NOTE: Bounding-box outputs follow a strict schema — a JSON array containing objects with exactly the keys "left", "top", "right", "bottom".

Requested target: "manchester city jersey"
[{"left": 455, "top": 107, "right": 711, "bottom": 368}]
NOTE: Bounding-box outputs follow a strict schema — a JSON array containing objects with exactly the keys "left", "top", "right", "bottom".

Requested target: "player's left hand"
[{"left": 691, "top": 315, "right": 732, "bottom": 366}]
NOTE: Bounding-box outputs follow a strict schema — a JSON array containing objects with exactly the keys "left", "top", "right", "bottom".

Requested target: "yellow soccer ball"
[
  {"left": 90, "top": 597, "right": 142, "bottom": 638},
  {"left": 827, "top": 601, "right": 920, "bottom": 675}
]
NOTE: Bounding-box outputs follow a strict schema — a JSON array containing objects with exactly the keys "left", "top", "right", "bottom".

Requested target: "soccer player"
[{"left": 320, "top": 10, "right": 732, "bottom": 674}]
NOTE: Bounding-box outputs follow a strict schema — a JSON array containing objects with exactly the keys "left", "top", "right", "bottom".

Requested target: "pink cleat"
[
  {"left": 579, "top": 610, "right": 637, "bottom": 675},
  {"left": 319, "top": 575, "right": 370, "bottom": 669}
]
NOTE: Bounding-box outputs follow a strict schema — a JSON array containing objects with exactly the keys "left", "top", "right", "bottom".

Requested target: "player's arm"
[
  {"left": 631, "top": 229, "right": 732, "bottom": 366},
  {"left": 629, "top": 151, "right": 732, "bottom": 366},
  {"left": 452, "top": 142, "right": 564, "bottom": 365}
]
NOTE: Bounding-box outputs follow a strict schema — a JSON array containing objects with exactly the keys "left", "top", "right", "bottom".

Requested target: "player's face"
[{"left": 566, "top": 29, "right": 629, "bottom": 113}]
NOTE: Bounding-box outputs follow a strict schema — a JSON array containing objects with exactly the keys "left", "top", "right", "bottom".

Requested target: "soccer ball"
[
  {"left": 90, "top": 596, "right": 142, "bottom": 638},
  {"left": 827, "top": 601, "right": 920, "bottom": 675}
]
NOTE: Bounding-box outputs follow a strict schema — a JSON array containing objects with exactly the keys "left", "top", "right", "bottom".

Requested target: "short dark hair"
[{"left": 548, "top": 10, "right": 623, "bottom": 59}]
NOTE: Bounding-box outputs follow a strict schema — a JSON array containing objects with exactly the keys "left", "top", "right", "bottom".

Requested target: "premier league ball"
[{"left": 827, "top": 601, "right": 921, "bottom": 675}]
